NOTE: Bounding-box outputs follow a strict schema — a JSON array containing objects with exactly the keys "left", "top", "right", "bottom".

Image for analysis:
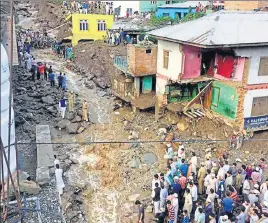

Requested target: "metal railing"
[{"left": 114, "top": 56, "right": 128, "bottom": 72}]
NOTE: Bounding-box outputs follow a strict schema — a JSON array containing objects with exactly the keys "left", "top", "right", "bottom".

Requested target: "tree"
[{"left": 183, "top": 12, "right": 206, "bottom": 22}]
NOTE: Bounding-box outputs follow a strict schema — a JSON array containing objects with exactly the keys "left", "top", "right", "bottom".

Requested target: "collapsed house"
[{"left": 148, "top": 11, "right": 268, "bottom": 131}]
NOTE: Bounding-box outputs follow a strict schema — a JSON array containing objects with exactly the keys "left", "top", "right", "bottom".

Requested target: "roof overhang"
[{"left": 151, "top": 35, "right": 268, "bottom": 49}]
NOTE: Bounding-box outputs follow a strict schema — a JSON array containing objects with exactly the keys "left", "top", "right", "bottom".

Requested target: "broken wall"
[
  {"left": 235, "top": 47, "right": 268, "bottom": 85},
  {"left": 211, "top": 81, "right": 239, "bottom": 120},
  {"left": 127, "top": 44, "right": 157, "bottom": 76},
  {"left": 182, "top": 45, "right": 202, "bottom": 79}
]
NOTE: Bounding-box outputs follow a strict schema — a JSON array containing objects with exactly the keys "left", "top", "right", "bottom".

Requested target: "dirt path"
[{"left": 32, "top": 49, "right": 113, "bottom": 124}]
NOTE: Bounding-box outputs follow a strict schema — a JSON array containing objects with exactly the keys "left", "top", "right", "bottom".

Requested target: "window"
[
  {"left": 163, "top": 50, "right": 169, "bottom": 69},
  {"left": 163, "top": 13, "right": 170, "bottom": 17},
  {"left": 258, "top": 57, "right": 268, "bottom": 76},
  {"left": 80, "top": 20, "right": 88, "bottom": 31},
  {"left": 251, "top": 96, "right": 268, "bottom": 116},
  {"left": 127, "top": 8, "right": 133, "bottom": 16},
  {"left": 166, "top": 1, "right": 171, "bottom": 4},
  {"left": 151, "top": 1, "right": 157, "bottom": 4},
  {"left": 97, "top": 20, "right": 106, "bottom": 31},
  {"left": 211, "top": 87, "right": 220, "bottom": 107},
  {"left": 146, "top": 49, "right": 152, "bottom": 54}
]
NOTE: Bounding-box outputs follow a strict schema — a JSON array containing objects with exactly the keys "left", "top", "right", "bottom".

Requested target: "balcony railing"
[{"left": 114, "top": 56, "right": 128, "bottom": 72}]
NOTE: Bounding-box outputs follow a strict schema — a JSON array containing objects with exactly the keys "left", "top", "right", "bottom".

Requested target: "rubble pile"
[{"left": 68, "top": 41, "right": 127, "bottom": 89}]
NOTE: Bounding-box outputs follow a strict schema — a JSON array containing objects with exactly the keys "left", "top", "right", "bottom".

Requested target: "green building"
[{"left": 139, "top": 1, "right": 180, "bottom": 13}]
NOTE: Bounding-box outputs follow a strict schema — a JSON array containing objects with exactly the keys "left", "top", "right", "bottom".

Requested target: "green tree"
[{"left": 183, "top": 12, "right": 206, "bottom": 22}]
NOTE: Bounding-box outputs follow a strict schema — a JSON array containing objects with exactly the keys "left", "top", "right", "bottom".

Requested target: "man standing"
[
  {"left": 184, "top": 188, "right": 193, "bottom": 215},
  {"left": 135, "top": 200, "right": 145, "bottom": 223},
  {"left": 198, "top": 162, "right": 206, "bottom": 194},
  {"left": 39, "top": 63, "right": 45, "bottom": 80},
  {"left": 82, "top": 99, "right": 88, "bottom": 121},
  {"left": 152, "top": 182, "right": 161, "bottom": 214},
  {"left": 222, "top": 192, "right": 234, "bottom": 215},
  {"left": 58, "top": 73, "right": 63, "bottom": 89},
  {"left": 167, "top": 200, "right": 175, "bottom": 223},
  {"left": 59, "top": 97, "right": 67, "bottom": 119},
  {"left": 44, "top": 63, "right": 48, "bottom": 81},
  {"left": 68, "top": 91, "right": 75, "bottom": 112},
  {"left": 49, "top": 71, "right": 55, "bottom": 87},
  {"left": 55, "top": 164, "right": 65, "bottom": 195}
]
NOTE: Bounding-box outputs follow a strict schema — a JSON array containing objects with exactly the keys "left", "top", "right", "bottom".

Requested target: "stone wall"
[{"left": 127, "top": 44, "right": 157, "bottom": 76}]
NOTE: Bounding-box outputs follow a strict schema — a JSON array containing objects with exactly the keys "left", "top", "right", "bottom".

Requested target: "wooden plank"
[
  {"left": 187, "top": 111, "right": 197, "bottom": 118},
  {"left": 183, "top": 112, "right": 194, "bottom": 119},
  {"left": 194, "top": 110, "right": 204, "bottom": 116},
  {"left": 196, "top": 109, "right": 205, "bottom": 116},
  {"left": 193, "top": 111, "right": 203, "bottom": 117}
]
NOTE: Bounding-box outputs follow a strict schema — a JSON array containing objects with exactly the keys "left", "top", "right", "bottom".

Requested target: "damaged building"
[
  {"left": 148, "top": 11, "right": 268, "bottom": 131},
  {"left": 112, "top": 42, "right": 157, "bottom": 111}
]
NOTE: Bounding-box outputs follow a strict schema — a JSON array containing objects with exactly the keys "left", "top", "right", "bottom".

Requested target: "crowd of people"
[
  {"left": 135, "top": 143, "right": 268, "bottom": 223},
  {"left": 17, "top": 30, "right": 90, "bottom": 122},
  {"left": 63, "top": 0, "right": 113, "bottom": 15},
  {"left": 105, "top": 28, "right": 137, "bottom": 45}
]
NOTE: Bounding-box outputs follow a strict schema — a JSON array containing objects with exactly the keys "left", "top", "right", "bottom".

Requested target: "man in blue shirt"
[
  {"left": 222, "top": 192, "right": 234, "bottom": 214},
  {"left": 59, "top": 97, "right": 67, "bottom": 119},
  {"left": 179, "top": 159, "right": 189, "bottom": 177},
  {"left": 49, "top": 72, "right": 55, "bottom": 87}
]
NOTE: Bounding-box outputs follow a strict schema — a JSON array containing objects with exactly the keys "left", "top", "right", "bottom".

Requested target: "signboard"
[{"left": 244, "top": 115, "right": 268, "bottom": 130}]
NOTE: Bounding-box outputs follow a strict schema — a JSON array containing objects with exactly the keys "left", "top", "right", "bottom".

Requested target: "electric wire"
[{"left": 2, "top": 137, "right": 268, "bottom": 149}]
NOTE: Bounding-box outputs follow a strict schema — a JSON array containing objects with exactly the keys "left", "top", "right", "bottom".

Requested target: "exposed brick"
[{"left": 127, "top": 45, "right": 157, "bottom": 76}]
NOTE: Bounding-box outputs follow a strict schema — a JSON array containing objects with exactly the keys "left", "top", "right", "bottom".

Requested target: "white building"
[{"left": 113, "top": 1, "right": 140, "bottom": 17}]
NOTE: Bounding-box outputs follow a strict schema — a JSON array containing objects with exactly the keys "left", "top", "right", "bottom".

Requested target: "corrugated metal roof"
[
  {"left": 158, "top": 1, "right": 209, "bottom": 8},
  {"left": 148, "top": 11, "right": 268, "bottom": 47}
]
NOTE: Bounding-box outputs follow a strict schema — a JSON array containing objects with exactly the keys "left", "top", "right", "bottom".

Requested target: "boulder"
[
  {"left": 71, "top": 116, "right": 82, "bottom": 123},
  {"left": 77, "top": 126, "right": 86, "bottom": 134},
  {"left": 66, "top": 112, "right": 76, "bottom": 121},
  {"left": 66, "top": 123, "right": 81, "bottom": 134},
  {"left": 41, "top": 96, "right": 55, "bottom": 105},
  {"left": 36, "top": 167, "right": 50, "bottom": 186},
  {"left": 19, "top": 180, "right": 41, "bottom": 195},
  {"left": 15, "top": 116, "right": 25, "bottom": 126},
  {"left": 57, "top": 120, "right": 71, "bottom": 129}
]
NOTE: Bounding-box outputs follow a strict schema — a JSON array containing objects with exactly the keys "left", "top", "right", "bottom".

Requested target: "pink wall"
[
  {"left": 182, "top": 45, "right": 202, "bottom": 79},
  {"left": 214, "top": 56, "right": 245, "bottom": 82}
]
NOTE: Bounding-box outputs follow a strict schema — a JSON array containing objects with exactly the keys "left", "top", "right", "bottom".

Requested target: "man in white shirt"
[
  {"left": 54, "top": 155, "right": 60, "bottom": 167},
  {"left": 55, "top": 164, "right": 65, "bottom": 195},
  {"left": 223, "top": 161, "right": 230, "bottom": 174},
  {"left": 189, "top": 182, "right": 198, "bottom": 214}
]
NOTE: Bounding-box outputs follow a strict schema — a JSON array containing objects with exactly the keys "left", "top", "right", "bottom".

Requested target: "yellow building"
[{"left": 65, "top": 13, "right": 114, "bottom": 46}]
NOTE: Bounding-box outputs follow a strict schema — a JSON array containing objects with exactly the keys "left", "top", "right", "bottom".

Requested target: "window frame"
[
  {"left": 79, "top": 20, "right": 88, "bottom": 31},
  {"left": 97, "top": 20, "right": 106, "bottom": 31},
  {"left": 258, "top": 57, "right": 268, "bottom": 76},
  {"left": 151, "top": 1, "right": 157, "bottom": 4},
  {"left": 163, "top": 50, "right": 169, "bottom": 69}
]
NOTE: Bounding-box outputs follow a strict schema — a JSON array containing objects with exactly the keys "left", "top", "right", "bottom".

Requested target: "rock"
[
  {"left": 56, "top": 120, "right": 71, "bottom": 129},
  {"left": 46, "top": 106, "right": 57, "bottom": 114},
  {"left": 157, "top": 128, "right": 167, "bottom": 135},
  {"left": 98, "top": 91, "right": 107, "bottom": 97},
  {"left": 129, "top": 158, "right": 141, "bottom": 168},
  {"left": 58, "top": 154, "right": 68, "bottom": 160},
  {"left": 18, "top": 170, "right": 30, "bottom": 181},
  {"left": 128, "top": 194, "right": 140, "bottom": 202},
  {"left": 66, "top": 112, "right": 76, "bottom": 121},
  {"left": 19, "top": 180, "right": 41, "bottom": 195},
  {"left": 177, "top": 122, "right": 187, "bottom": 132},
  {"left": 41, "top": 95, "right": 55, "bottom": 105},
  {"left": 128, "top": 131, "right": 139, "bottom": 140},
  {"left": 66, "top": 123, "right": 81, "bottom": 134},
  {"left": 15, "top": 116, "right": 25, "bottom": 126},
  {"left": 36, "top": 167, "right": 50, "bottom": 186},
  {"left": 77, "top": 126, "right": 86, "bottom": 134},
  {"left": 71, "top": 116, "right": 82, "bottom": 123}
]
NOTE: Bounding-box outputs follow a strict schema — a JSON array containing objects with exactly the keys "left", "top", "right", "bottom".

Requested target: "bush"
[{"left": 183, "top": 12, "right": 206, "bottom": 22}]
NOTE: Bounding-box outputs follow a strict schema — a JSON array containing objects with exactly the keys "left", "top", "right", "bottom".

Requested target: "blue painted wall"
[
  {"left": 140, "top": 1, "right": 179, "bottom": 13},
  {"left": 156, "top": 7, "right": 195, "bottom": 19}
]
